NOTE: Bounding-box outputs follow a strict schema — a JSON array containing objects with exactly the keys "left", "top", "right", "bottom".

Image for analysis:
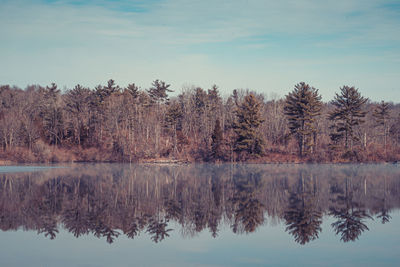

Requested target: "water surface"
[{"left": 0, "top": 163, "right": 399, "bottom": 266}]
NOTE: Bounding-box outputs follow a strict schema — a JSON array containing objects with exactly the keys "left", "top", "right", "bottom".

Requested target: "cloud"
[
  {"left": 3, "top": 0, "right": 399, "bottom": 46},
  {"left": 0, "top": 0, "right": 399, "bottom": 101}
]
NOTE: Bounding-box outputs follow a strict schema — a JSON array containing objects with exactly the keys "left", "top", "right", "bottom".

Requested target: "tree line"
[{"left": 0, "top": 80, "right": 399, "bottom": 162}]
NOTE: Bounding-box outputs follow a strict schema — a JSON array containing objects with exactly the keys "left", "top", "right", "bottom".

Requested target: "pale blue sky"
[{"left": 0, "top": 0, "right": 399, "bottom": 101}]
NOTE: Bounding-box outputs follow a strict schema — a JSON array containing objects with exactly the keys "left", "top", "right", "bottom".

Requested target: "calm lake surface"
[{"left": 0, "top": 163, "right": 399, "bottom": 266}]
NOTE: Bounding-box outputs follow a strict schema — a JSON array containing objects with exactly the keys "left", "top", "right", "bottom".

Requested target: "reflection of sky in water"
[
  {"left": 0, "top": 165, "right": 61, "bottom": 173},
  {"left": 1, "top": 213, "right": 400, "bottom": 267},
  {"left": 0, "top": 164, "right": 399, "bottom": 266}
]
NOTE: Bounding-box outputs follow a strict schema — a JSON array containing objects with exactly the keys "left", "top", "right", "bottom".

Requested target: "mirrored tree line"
[
  {"left": 1, "top": 164, "right": 399, "bottom": 244},
  {"left": 1, "top": 80, "right": 399, "bottom": 163}
]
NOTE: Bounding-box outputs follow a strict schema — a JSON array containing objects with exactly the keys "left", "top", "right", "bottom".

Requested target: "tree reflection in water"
[
  {"left": 376, "top": 176, "right": 392, "bottom": 224},
  {"left": 146, "top": 218, "right": 172, "bottom": 243},
  {"left": 329, "top": 170, "right": 373, "bottom": 242},
  {"left": 0, "top": 164, "right": 399, "bottom": 245},
  {"left": 230, "top": 169, "right": 264, "bottom": 234},
  {"left": 284, "top": 171, "right": 322, "bottom": 244}
]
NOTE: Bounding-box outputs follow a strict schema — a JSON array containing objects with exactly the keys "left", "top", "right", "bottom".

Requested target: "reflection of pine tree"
[
  {"left": 377, "top": 210, "right": 391, "bottom": 224},
  {"left": 88, "top": 202, "right": 120, "bottom": 244},
  {"left": 36, "top": 179, "right": 62, "bottom": 240},
  {"left": 124, "top": 218, "right": 139, "bottom": 239},
  {"left": 206, "top": 168, "right": 225, "bottom": 238},
  {"left": 91, "top": 219, "right": 121, "bottom": 244},
  {"left": 376, "top": 176, "right": 392, "bottom": 224},
  {"left": 284, "top": 173, "right": 322, "bottom": 245},
  {"left": 101, "top": 225, "right": 121, "bottom": 244},
  {"left": 330, "top": 208, "right": 371, "bottom": 242},
  {"left": 146, "top": 217, "right": 172, "bottom": 243},
  {"left": 329, "top": 178, "right": 372, "bottom": 242},
  {"left": 193, "top": 198, "right": 208, "bottom": 232},
  {"left": 164, "top": 199, "right": 182, "bottom": 221},
  {"left": 231, "top": 170, "right": 264, "bottom": 233},
  {"left": 62, "top": 207, "right": 90, "bottom": 237},
  {"left": 38, "top": 215, "right": 59, "bottom": 240},
  {"left": 208, "top": 210, "right": 219, "bottom": 238},
  {"left": 123, "top": 213, "right": 151, "bottom": 239},
  {"left": 284, "top": 194, "right": 322, "bottom": 245}
]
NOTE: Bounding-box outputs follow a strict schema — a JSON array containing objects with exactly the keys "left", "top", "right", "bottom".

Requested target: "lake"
[{"left": 0, "top": 163, "right": 399, "bottom": 266}]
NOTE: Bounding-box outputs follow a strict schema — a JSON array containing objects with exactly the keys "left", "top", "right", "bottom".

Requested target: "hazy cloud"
[{"left": 0, "top": 0, "right": 399, "bottom": 101}]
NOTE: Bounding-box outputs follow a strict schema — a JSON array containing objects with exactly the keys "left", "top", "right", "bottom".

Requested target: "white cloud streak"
[{"left": 0, "top": 0, "right": 399, "bottom": 101}]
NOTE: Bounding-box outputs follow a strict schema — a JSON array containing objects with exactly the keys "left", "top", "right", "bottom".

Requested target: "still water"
[{"left": 0, "top": 163, "right": 399, "bottom": 266}]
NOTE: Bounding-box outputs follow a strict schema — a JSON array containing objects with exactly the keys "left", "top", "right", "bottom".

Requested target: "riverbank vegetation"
[{"left": 0, "top": 80, "right": 399, "bottom": 163}]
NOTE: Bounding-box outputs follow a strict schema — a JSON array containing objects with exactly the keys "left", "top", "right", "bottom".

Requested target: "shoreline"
[{"left": 1, "top": 158, "right": 398, "bottom": 165}]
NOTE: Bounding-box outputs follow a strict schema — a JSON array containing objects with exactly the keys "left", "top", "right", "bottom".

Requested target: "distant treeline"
[{"left": 0, "top": 80, "right": 399, "bottom": 162}]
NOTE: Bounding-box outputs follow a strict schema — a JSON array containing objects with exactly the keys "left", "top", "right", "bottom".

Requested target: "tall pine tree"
[
  {"left": 147, "top": 80, "right": 173, "bottom": 104},
  {"left": 234, "top": 93, "right": 265, "bottom": 159},
  {"left": 210, "top": 119, "right": 224, "bottom": 161},
  {"left": 165, "top": 101, "right": 183, "bottom": 156},
  {"left": 284, "top": 82, "right": 322, "bottom": 157},
  {"left": 373, "top": 101, "right": 391, "bottom": 151},
  {"left": 329, "top": 86, "right": 368, "bottom": 151},
  {"left": 42, "top": 83, "right": 63, "bottom": 146}
]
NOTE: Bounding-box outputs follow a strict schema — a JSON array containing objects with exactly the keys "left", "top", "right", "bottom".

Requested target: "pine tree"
[
  {"left": 42, "top": 83, "right": 63, "bottom": 146},
  {"left": 329, "top": 86, "right": 368, "bottom": 151},
  {"left": 208, "top": 85, "right": 221, "bottom": 111},
  {"left": 373, "top": 101, "right": 391, "bottom": 151},
  {"left": 95, "top": 79, "right": 120, "bottom": 104},
  {"left": 389, "top": 113, "right": 400, "bottom": 146},
  {"left": 210, "top": 119, "right": 224, "bottom": 161},
  {"left": 147, "top": 80, "right": 173, "bottom": 104},
  {"left": 233, "top": 93, "right": 265, "bottom": 159},
  {"left": 147, "top": 80, "right": 173, "bottom": 155},
  {"left": 104, "top": 79, "right": 120, "bottom": 95},
  {"left": 284, "top": 82, "right": 322, "bottom": 157},
  {"left": 65, "top": 84, "right": 92, "bottom": 145},
  {"left": 125, "top": 83, "right": 140, "bottom": 99},
  {"left": 165, "top": 101, "right": 183, "bottom": 156}
]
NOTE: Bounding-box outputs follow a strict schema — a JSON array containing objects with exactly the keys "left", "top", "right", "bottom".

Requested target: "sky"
[{"left": 0, "top": 0, "right": 399, "bottom": 102}]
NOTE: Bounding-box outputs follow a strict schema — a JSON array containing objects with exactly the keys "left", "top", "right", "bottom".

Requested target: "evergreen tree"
[
  {"left": 147, "top": 80, "right": 172, "bottom": 155},
  {"left": 208, "top": 84, "right": 222, "bottom": 112},
  {"left": 64, "top": 84, "right": 92, "bottom": 146},
  {"left": 147, "top": 80, "right": 173, "bottom": 104},
  {"left": 44, "top": 83, "right": 60, "bottom": 101},
  {"left": 42, "top": 83, "right": 63, "bottom": 146},
  {"left": 373, "top": 101, "right": 391, "bottom": 151},
  {"left": 389, "top": 113, "right": 400, "bottom": 145},
  {"left": 104, "top": 79, "right": 120, "bottom": 95},
  {"left": 329, "top": 86, "right": 368, "bottom": 151},
  {"left": 165, "top": 101, "right": 183, "bottom": 156},
  {"left": 194, "top": 87, "right": 208, "bottom": 113},
  {"left": 207, "top": 85, "right": 222, "bottom": 134},
  {"left": 233, "top": 93, "right": 265, "bottom": 159},
  {"left": 125, "top": 83, "right": 140, "bottom": 99},
  {"left": 284, "top": 82, "right": 322, "bottom": 157},
  {"left": 210, "top": 119, "right": 224, "bottom": 161},
  {"left": 95, "top": 79, "right": 120, "bottom": 104}
]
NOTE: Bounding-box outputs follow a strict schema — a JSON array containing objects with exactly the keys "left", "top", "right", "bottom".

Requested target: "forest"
[{"left": 0, "top": 80, "right": 399, "bottom": 163}]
